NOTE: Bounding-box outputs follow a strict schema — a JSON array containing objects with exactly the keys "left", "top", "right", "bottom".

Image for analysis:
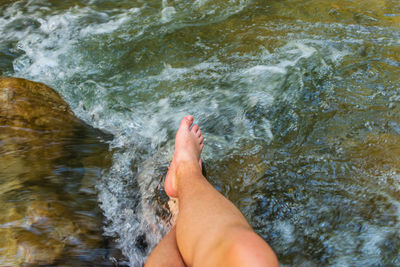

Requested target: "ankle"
[
  {"left": 176, "top": 160, "right": 202, "bottom": 178},
  {"left": 174, "top": 161, "right": 203, "bottom": 194}
]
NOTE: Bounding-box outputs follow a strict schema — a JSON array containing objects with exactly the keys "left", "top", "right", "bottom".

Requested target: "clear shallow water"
[{"left": 1, "top": 0, "right": 400, "bottom": 266}]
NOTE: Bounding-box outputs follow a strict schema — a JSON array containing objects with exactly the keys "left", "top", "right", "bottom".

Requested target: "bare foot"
[{"left": 165, "top": 115, "right": 204, "bottom": 198}]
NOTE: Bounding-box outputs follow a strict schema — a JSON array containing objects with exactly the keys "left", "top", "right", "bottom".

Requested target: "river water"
[{"left": 1, "top": 0, "right": 400, "bottom": 266}]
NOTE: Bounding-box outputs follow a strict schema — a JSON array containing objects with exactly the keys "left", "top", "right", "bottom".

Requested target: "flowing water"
[{"left": 1, "top": 0, "right": 400, "bottom": 266}]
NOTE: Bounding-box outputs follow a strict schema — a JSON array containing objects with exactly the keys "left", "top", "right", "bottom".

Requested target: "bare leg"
[
  {"left": 165, "top": 116, "right": 279, "bottom": 267},
  {"left": 145, "top": 225, "right": 186, "bottom": 267}
]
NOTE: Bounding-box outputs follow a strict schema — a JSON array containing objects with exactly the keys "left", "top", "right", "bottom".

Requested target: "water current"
[{"left": 1, "top": 0, "right": 400, "bottom": 266}]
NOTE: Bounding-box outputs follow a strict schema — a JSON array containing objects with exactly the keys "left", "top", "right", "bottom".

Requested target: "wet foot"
[{"left": 165, "top": 115, "right": 204, "bottom": 198}]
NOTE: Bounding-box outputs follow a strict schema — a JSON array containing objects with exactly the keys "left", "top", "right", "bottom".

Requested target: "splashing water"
[{"left": 1, "top": 0, "right": 400, "bottom": 265}]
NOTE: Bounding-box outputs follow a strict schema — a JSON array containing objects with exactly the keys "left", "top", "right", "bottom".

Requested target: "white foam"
[
  {"left": 161, "top": 7, "right": 176, "bottom": 23},
  {"left": 82, "top": 7, "right": 141, "bottom": 35},
  {"left": 275, "top": 220, "right": 295, "bottom": 244}
]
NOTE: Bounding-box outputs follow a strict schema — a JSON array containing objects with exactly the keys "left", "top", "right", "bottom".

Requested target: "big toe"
[{"left": 179, "top": 115, "right": 194, "bottom": 130}]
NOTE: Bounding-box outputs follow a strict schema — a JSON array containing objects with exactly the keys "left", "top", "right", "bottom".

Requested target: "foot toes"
[
  {"left": 200, "top": 143, "right": 204, "bottom": 150},
  {"left": 196, "top": 129, "right": 202, "bottom": 137},
  {"left": 199, "top": 136, "right": 204, "bottom": 144},
  {"left": 180, "top": 115, "right": 194, "bottom": 129},
  {"left": 191, "top": 124, "right": 199, "bottom": 133}
]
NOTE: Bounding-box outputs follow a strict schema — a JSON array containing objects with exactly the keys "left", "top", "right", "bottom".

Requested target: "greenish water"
[{"left": 1, "top": 0, "right": 400, "bottom": 266}]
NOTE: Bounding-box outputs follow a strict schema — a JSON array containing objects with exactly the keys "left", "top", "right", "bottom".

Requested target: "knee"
[{"left": 226, "top": 229, "right": 279, "bottom": 267}]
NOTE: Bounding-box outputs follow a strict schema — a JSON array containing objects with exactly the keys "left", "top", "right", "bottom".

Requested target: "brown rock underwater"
[{"left": 0, "top": 77, "right": 119, "bottom": 265}]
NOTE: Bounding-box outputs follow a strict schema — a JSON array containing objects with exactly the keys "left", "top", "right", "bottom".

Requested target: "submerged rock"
[
  {"left": 0, "top": 77, "right": 80, "bottom": 140},
  {"left": 0, "top": 77, "right": 117, "bottom": 265}
]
